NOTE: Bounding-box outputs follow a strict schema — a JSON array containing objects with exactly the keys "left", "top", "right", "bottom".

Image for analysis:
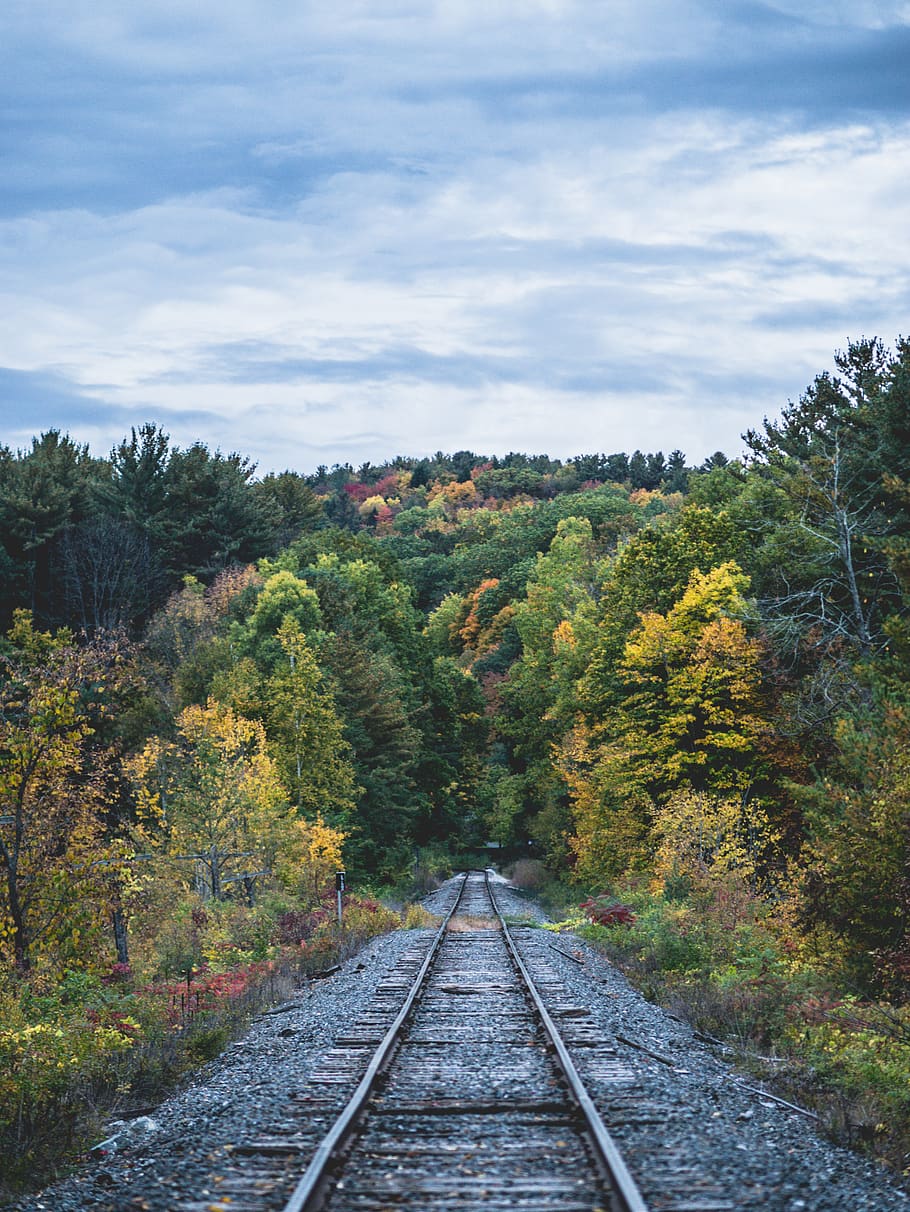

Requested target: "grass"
[{"left": 447, "top": 915, "right": 500, "bottom": 932}]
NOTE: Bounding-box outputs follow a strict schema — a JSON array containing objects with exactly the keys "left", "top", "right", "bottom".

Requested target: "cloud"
[{"left": 1, "top": 2, "right": 909, "bottom": 470}]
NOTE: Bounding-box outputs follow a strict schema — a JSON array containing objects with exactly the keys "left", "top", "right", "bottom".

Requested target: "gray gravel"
[{"left": 8, "top": 872, "right": 910, "bottom": 1212}]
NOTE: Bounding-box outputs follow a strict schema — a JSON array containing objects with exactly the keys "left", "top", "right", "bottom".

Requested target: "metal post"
[{"left": 335, "top": 870, "right": 346, "bottom": 926}]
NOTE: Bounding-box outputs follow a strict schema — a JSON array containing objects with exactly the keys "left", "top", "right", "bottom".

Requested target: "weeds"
[
  {"left": 447, "top": 915, "right": 500, "bottom": 932},
  {"left": 401, "top": 903, "right": 440, "bottom": 929}
]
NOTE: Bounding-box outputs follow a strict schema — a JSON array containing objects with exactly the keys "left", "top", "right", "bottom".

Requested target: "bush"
[
  {"left": 0, "top": 883, "right": 406, "bottom": 1198},
  {"left": 402, "top": 903, "right": 440, "bottom": 929},
  {"left": 0, "top": 1004, "right": 137, "bottom": 1191},
  {"left": 579, "top": 895, "right": 636, "bottom": 926},
  {"left": 571, "top": 877, "right": 910, "bottom": 1172},
  {"left": 507, "top": 858, "right": 548, "bottom": 889},
  {"left": 277, "top": 906, "right": 332, "bottom": 945}
]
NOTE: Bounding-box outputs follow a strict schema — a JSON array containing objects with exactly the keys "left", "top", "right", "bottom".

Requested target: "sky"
[{"left": 2, "top": 2, "right": 910, "bottom": 475}]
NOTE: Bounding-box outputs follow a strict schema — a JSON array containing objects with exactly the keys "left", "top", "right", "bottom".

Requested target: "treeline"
[
  {"left": 0, "top": 428, "right": 724, "bottom": 633},
  {"left": 2, "top": 335, "right": 910, "bottom": 997},
  {"left": 0, "top": 426, "right": 321, "bottom": 632}
]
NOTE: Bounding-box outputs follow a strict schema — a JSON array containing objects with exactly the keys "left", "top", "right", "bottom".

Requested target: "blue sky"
[{"left": 2, "top": 1, "right": 909, "bottom": 473}]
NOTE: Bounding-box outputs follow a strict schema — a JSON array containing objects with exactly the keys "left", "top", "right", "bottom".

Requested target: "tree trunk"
[
  {"left": 112, "top": 906, "right": 130, "bottom": 966},
  {"left": 836, "top": 506, "right": 872, "bottom": 656},
  {"left": 7, "top": 874, "right": 30, "bottom": 973}
]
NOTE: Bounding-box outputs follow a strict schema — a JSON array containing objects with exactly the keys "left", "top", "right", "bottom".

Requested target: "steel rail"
[
  {"left": 280, "top": 871, "right": 470, "bottom": 1212},
  {"left": 486, "top": 871, "right": 650, "bottom": 1212}
]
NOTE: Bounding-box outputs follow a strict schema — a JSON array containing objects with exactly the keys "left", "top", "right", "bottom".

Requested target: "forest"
[{"left": 2, "top": 334, "right": 910, "bottom": 1188}]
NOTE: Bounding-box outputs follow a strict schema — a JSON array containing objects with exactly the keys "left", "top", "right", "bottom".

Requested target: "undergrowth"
[
  {"left": 0, "top": 889, "right": 413, "bottom": 1201},
  {"left": 561, "top": 877, "right": 910, "bottom": 1181}
]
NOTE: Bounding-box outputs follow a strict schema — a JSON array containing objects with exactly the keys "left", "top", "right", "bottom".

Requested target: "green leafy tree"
[
  {"left": 794, "top": 688, "right": 910, "bottom": 990},
  {"left": 266, "top": 618, "right": 358, "bottom": 819},
  {"left": 495, "top": 518, "right": 602, "bottom": 860},
  {"left": 745, "top": 337, "right": 906, "bottom": 657},
  {"left": 157, "top": 444, "right": 276, "bottom": 581},
  {"left": 0, "top": 431, "right": 104, "bottom": 625},
  {"left": 251, "top": 471, "right": 323, "bottom": 549},
  {"left": 320, "top": 631, "right": 421, "bottom": 878}
]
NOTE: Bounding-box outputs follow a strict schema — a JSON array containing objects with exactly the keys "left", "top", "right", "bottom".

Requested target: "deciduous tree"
[{"left": 0, "top": 615, "right": 126, "bottom": 972}]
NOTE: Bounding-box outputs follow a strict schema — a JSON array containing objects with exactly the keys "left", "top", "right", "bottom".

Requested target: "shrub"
[
  {"left": 579, "top": 895, "right": 636, "bottom": 927},
  {"left": 338, "top": 895, "right": 400, "bottom": 940},
  {"left": 402, "top": 903, "right": 440, "bottom": 929},
  {"left": 0, "top": 1009, "right": 137, "bottom": 1189},
  {"left": 277, "top": 906, "right": 332, "bottom": 945},
  {"left": 508, "top": 858, "right": 548, "bottom": 889}
]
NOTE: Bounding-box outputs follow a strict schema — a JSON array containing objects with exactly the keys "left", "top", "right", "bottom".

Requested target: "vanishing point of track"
[{"left": 279, "top": 870, "right": 648, "bottom": 1212}]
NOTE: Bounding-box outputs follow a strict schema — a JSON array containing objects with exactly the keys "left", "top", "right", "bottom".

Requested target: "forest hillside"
[{"left": 2, "top": 335, "right": 910, "bottom": 1188}]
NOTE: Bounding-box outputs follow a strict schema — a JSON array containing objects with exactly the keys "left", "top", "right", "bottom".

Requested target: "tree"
[
  {"left": 251, "top": 472, "right": 323, "bottom": 550},
  {"left": 564, "top": 563, "right": 772, "bottom": 882},
  {"left": 495, "top": 518, "right": 602, "bottom": 860},
  {"left": 616, "top": 562, "right": 768, "bottom": 797},
  {"left": 266, "top": 618, "right": 358, "bottom": 819},
  {"left": 745, "top": 337, "right": 904, "bottom": 657},
  {"left": 793, "top": 684, "right": 910, "bottom": 989},
  {"left": 0, "top": 431, "right": 103, "bottom": 625},
  {"left": 651, "top": 787, "right": 779, "bottom": 892},
  {"left": 0, "top": 616, "right": 126, "bottom": 972},
  {"left": 129, "top": 701, "right": 289, "bottom": 901},
  {"left": 106, "top": 423, "right": 170, "bottom": 535},
  {"left": 246, "top": 571, "right": 322, "bottom": 647},
  {"left": 663, "top": 449, "right": 689, "bottom": 493},
  {"left": 273, "top": 813, "right": 347, "bottom": 904},
  {"left": 628, "top": 450, "right": 649, "bottom": 488},
  {"left": 57, "top": 516, "right": 159, "bottom": 632},
  {"left": 157, "top": 444, "right": 276, "bottom": 581},
  {"left": 320, "top": 631, "right": 421, "bottom": 878},
  {"left": 579, "top": 504, "right": 740, "bottom": 719},
  {"left": 559, "top": 720, "right": 652, "bottom": 882}
]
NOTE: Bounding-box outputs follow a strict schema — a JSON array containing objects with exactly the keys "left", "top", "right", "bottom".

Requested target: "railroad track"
[{"left": 190, "top": 870, "right": 648, "bottom": 1212}]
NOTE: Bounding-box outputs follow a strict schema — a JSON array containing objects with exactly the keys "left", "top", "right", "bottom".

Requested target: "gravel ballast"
[{"left": 8, "top": 873, "right": 910, "bottom": 1212}]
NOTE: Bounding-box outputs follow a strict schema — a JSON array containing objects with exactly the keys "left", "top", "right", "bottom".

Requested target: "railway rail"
[{"left": 190, "top": 870, "right": 648, "bottom": 1212}]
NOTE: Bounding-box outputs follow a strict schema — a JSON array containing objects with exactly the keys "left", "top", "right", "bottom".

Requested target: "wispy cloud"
[{"left": 1, "top": 2, "right": 909, "bottom": 469}]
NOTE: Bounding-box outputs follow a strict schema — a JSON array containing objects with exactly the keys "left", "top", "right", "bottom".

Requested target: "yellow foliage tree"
[
  {"left": 0, "top": 616, "right": 126, "bottom": 973},
  {"left": 128, "top": 700, "right": 289, "bottom": 901},
  {"left": 616, "top": 562, "right": 768, "bottom": 796},
  {"left": 559, "top": 722, "right": 652, "bottom": 883},
  {"left": 652, "top": 786, "right": 780, "bottom": 891},
  {"left": 273, "top": 814, "right": 347, "bottom": 904},
  {"left": 563, "top": 562, "right": 772, "bottom": 883}
]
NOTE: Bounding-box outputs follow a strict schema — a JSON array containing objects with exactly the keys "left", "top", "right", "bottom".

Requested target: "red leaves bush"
[
  {"left": 580, "top": 895, "right": 636, "bottom": 927},
  {"left": 276, "top": 907, "right": 332, "bottom": 945}
]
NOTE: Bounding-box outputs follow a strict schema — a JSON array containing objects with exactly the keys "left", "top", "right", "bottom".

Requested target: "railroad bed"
[
  {"left": 11, "top": 873, "right": 910, "bottom": 1212},
  {"left": 193, "top": 871, "right": 644, "bottom": 1212}
]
